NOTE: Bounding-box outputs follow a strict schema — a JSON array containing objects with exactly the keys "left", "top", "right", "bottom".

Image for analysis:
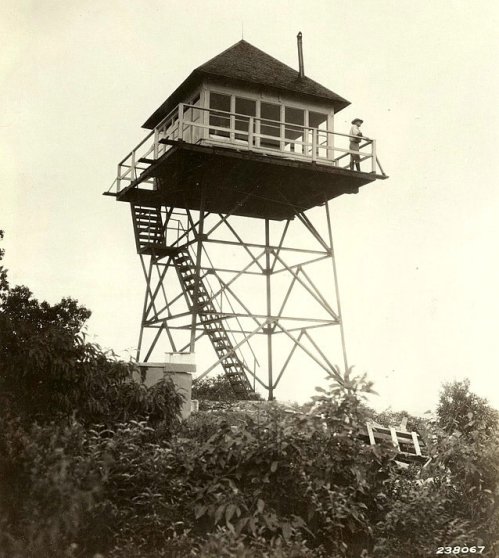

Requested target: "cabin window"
[
  {"left": 209, "top": 92, "right": 231, "bottom": 138},
  {"left": 309, "top": 111, "right": 327, "bottom": 130},
  {"left": 260, "top": 102, "right": 281, "bottom": 149},
  {"left": 204, "top": 90, "right": 333, "bottom": 158},
  {"left": 190, "top": 94, "right": 201, "bottom": 122},
  {"left": 308, "top": 111, "right": 328, "bottom": 158},
  {"left": 285, "top": 107, "right": 305, "bottom": 154},
  {"left": 235, "top": 97, "right": 256, "bottom": 142},
  {"left": 187, "top": 94, "right": 202, "bottom": 143}
]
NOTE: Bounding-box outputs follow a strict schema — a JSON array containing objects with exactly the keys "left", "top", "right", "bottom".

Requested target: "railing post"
[
  {"left": 248, "top": 116, "right": 254, "bottom": 150},
  {"left": 371, "top": 139, "right": 377, "bottom": 173},
  {"left": 117, "top": 164, "right": 121, "bottom": 193},
  {"left": 131, "top": 150, "right": 136, "bottom": 181},
  {"left": 312, "top": 128, "right": 317, "bottom": 162},
  {"left": 154, "top": 127, "right": 159, "bottom": 159},
  {"left": 178, "top": 103, "right": 184, "bottom": 141}
]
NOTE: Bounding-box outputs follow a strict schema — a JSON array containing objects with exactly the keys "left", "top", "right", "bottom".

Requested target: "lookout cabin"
[{"left": 110, "top": 39, "right": 387, "bottom": 220}]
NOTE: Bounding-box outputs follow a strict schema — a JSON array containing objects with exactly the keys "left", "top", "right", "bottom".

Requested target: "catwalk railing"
[{"left": 114, "top": 103, "right": 386, "bottom": 193}]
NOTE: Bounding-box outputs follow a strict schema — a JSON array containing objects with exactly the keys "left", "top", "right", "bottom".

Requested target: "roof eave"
[
  {"left": 202, "top": 71, "right": 351, "bottom": 113},
  {"left": 143, "top": 71, "right": 350, "bottom": 130},
  {"left": 142, "top": 71, "right": 202, "bottom": 130}
]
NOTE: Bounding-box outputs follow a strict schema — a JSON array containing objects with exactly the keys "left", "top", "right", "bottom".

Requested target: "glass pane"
[
  {"left": 260, "top": 102, "right": 280, "bottom": 149},
  {"left": 285, "top": 107, "right": 305, "bottom": 153},
  {"left": 191, "top": 94, "right": 201, "bottom": 122},
  {"left": 209, "top": 92, "right": 231, "bottom": 137},
  {"left": 309, "top": 111, "right": 329, "bottom": 158},
  {"left": 309, "top": 111, "right": 327, "bottom": 130},
  {"left": 235, "top": 97, "right": 256, "bottom": 141}
]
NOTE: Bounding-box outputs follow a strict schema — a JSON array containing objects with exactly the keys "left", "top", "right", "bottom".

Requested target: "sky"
[{"left": 1, "top": 0, "right": 499, "bottom": 416}]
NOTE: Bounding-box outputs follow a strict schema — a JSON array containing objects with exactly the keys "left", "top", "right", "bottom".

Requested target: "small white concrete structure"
[{"left": 136, "top": 353, "right": 195, "bottom": 419}]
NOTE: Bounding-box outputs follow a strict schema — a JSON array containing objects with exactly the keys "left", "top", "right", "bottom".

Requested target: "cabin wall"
[
  {"left": 151, "top": 80, "right": 340, "bottom": 171},
  {"left": 202, "top": 78, "right": 335, "bottom": 116},
  {"left": 198, "top": 78, "right": 336, "bottom": 158}
]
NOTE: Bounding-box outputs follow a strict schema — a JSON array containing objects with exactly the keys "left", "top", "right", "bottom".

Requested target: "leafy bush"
[
  {"left": 0, "top": 283, "right": 182, "bottom": 428},
  {"left": 192, "top": 373, "right": 262, "bottom": 405},
  {"left": 0, "top": 232, "right": 184, "bottom": 557},
  {"left": 0, "top": 419, "right": 102, "bottom": 558},
  {"left": 437, "top": 379, "right": 499, "bottom": 438},
  {"left": 1, "top": 232, "right": 498, "bottom": 557},
  {"left": 373, "top": 381, "right": 499, "bottom": 558},
  {"left": 168, "top": 373, "right": 399, "bottom": 557}
]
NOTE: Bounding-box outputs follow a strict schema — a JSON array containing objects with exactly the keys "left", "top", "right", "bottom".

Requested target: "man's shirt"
[{"left": 350, "top": 124, "right": 362, "bottom": 143}]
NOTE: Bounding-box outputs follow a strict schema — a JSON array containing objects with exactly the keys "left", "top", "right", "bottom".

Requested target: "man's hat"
[{"left": 352, "top": 118, "right": 363, "bottom": 125}]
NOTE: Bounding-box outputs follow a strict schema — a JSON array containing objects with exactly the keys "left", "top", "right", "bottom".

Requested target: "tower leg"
[
  {"left": 325, "top": 200, "right": 349, "bottom": 373},
  {"left": 265, "top": 219, "right": 274, "bottom": 400},
  {"left": 136, "top": 254, "right": 154, "bottom": 362},
  {"left": 131, "top": 200, "right": 349, "bottom": 399}
]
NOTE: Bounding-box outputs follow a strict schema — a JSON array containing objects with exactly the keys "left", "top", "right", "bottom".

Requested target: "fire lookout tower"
[{"left": 106, "top": 37, "right": 387, "bottom": 400}]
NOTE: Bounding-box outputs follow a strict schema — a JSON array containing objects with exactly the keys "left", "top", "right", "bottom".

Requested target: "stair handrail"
[
  {"left": 194, "top": 238, "right": 261, "bottom": 379},
  {"left": 173, "top": 236, "right": 256, "bottom": 394}
]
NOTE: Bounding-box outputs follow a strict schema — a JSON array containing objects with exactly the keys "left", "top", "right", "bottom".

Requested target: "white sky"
[{"left": 1, "top": 0, "right": 499, "bottom": 415}]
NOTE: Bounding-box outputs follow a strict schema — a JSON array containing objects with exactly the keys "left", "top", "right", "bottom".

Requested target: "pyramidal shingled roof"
[{"left": 143, "top": 40, "right": 350, "bottom": 129}]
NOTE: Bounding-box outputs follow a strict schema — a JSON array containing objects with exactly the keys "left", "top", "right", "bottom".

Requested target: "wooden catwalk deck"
[{"left": 111, "top": 141, "right": 386, "bottom": 221}]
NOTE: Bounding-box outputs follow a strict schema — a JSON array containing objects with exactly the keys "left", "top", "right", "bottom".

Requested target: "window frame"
[{"left": 205, "top": 87, "right": 335, "bottom": 157}]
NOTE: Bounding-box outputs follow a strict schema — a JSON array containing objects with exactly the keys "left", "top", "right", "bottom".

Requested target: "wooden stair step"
[
  {"left": 169, "top": 242, "right": 254, "bottom": 398},
  {"left": 134, "top": 207, "right": 160, "bottom": 214}
]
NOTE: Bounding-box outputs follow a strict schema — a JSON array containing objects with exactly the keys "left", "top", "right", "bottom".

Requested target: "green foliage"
[
  {"left": 0, "top": 230, "right": 8, "bottom": 296},
  {"left": 192, "top": 528, "right": 326, "bottom": 557},
  {"left": 192, "top": 373, "right": 262, "bottom": 403},
  {"left": 0, "top": 233, "right": 184, "bottom": 557},
  {"left": 372, "top": 379, "right": 499, "bottom": 558},
  {"left": 437, "top": 378, "right": 499, "bottom": 438},
  {"left": 2, "top": 367, "right": 499, "bottom": 557},
  {"left": 171, "top": 372, "right": 398, "bottom": 557},
  {"left": 1, "top": 233, "right": 498, "bottom": 557},
  {"left": 0, "top": 280, "right": 182, "bottom": 428},
  {"left": 0, "top": 419, "right": 100, "bottom": 558}
]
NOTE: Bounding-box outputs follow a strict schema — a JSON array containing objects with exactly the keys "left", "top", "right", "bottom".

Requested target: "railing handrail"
[
  {"left": 174, "top": 102, "right": 374, "bottom": 144},
  {"left": 118, "top": 129, "right": 155, "bottom": 166},
  {"left": 156, "top": 104, "right": 184, "bottom": 131}
]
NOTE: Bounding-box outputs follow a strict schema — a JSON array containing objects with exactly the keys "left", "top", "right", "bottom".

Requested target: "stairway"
[
  {"left": 172, "top": 248, "right": 255, "bottom": 399},
  {"left": 131, "top": 205, "right": 164, "bottom": 253}
]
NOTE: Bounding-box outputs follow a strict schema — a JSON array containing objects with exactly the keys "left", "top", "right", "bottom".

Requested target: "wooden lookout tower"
[{"left": 105, "top": 36, "right": 387, "bottom": 400}]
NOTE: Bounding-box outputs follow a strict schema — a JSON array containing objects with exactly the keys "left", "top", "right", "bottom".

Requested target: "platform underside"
[{"left": 116, "top": 142, "right": 385, "bottom": 220}]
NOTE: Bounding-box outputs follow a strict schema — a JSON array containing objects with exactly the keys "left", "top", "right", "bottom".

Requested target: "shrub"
[
  {"left": 172, "top": 372, "right": 399, "bottom": 557},
  {"left": 437, "top": 379, "right": 499, "bottom": 439},
  {"left": 0, "top": 284, "right": 183, "bottom": 428},
  {"left": 192, "top": 373, "right": 262, "bottom": 405},
  {"left": 0, "top": 233, "right": 184, "bottom": 557},
  {"left": 1, "top": 232, "right": 498, "bottom": 557}
]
